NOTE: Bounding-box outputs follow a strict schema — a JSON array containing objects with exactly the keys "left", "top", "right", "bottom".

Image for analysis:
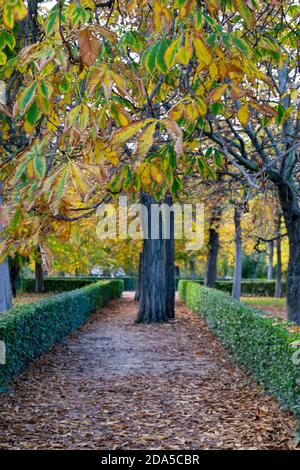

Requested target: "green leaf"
[
  {"left": 33, "top": 155, "right": 46, "bottom": 180},
  {"left": 45, "top": 7, "right": 59, "bottom": 36},
  {"left": 18, "top": 82, "right": 37, "bottom": 114},
  {"left": 26, "top": 101, "right": 41, "bottom": 125},
  {"left": 232, "top": 35, "right": 250, "bottom": 55},
  {"left": 4, "top": 32, "right": 16, "bottom": 50},
  {"left": 0, "top": 51, "right": 7, "bottom": 65},
  {"left": 156, "top": 38, "right": 171, "bottom": 74}
]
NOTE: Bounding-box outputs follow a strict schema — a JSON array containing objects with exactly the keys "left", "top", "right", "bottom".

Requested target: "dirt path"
[{"left": 0, "top": 293, "right": 297, "bottom": 450}]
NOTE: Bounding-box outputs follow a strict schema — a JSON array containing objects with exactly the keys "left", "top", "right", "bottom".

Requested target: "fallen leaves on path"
[{"left": 0, "top": 293, "right": 297, "bottom": 450}]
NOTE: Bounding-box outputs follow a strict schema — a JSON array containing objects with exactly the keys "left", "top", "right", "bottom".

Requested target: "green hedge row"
[
  {"left": 20, "top": 276, "right": 136, "bottom": 293},
  {"left": 178, "top": 280, "right": 300, "bottom": 425},
  {"left": 0, "top": 280, "right": 123, "bottom": 390},
  {"left": 176, "top": 278, "right": 286, "bottom": 297}
]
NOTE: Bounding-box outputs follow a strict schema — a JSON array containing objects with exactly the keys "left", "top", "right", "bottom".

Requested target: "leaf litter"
[{"left": 0, "top": 292, "right": 297, "bottom": 450}]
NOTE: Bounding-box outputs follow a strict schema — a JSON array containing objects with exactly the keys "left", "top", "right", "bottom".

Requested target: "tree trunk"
[
  {"left": 134, "top": 254, "right": 142, "bottom": 301},
  {"left": 189, "top": 260, "right": 196, "bottom": 279},
  {"left": 175, "top": 265, "right": 180, "bottom": 277},
  {"left": 35, "top": 259, "right": 44, "bottom": 293},
  {"left": 0, "top": 182, "right": 13, "bottom": 313},
  {"left": 184, "top": 260, "right": 188, "bottom": 278},
  {"left": 9, "top": 258, "right": 20, "bottom": 298},
  {"left": 204, "top": 211, "right": 221, "bottom": 288},
  {"left": 164, "top": 193, "right": 175, "bottom": 319},
  {"left": 232, "top": 207, "right": 242, "bottom": 300},
  {"left": 275, "top": 215, "right": 282, "bottom": 298},
  {"left": 278, "top": 183, "right": 300, "bottom": 324},
  {"left": 267, "top": 240, "right": 274, "bottom": 280},
  {"left": 136, "top": 193, "right": 168, "bottom": 323}
]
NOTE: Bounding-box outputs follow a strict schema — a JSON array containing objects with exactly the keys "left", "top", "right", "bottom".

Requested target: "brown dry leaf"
[{"left": 78, "top": 28, "right": 100, "bottom": 67}]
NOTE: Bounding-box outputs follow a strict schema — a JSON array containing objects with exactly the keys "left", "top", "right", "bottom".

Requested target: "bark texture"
[
  {"left": 136, "top": 193, "right": 168, "bottom": 323},
  {"left": 0, "top": 183, "right": 12, "bottom": 313},
  {"left": 275, "top": 215, "right": 282, "bottom": 298},
  {"left": 204, "top": 210, "right": 221, "bottom": 288},
  {"left": 231, "top": 208, "right": 242, "bottom": 300},
  {"left": 267, "top": 241, "right": 274, "bottom": 280},
  {"left": 164, "top": 193, "right": 175, "bottom": 319},
  {"left": 278, "top": 182, "right": 300, "bottom": 324}
]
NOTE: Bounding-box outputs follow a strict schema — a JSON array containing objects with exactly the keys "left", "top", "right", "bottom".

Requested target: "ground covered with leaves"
[{"left": 0, "top": 293, "right": 297, "bottom": 450}]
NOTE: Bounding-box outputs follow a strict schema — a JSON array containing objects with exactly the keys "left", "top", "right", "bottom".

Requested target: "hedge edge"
[
  {"left": 0, "top": 280, "right": 124, "bottom": 391},
  {"left": 178, "top": 280, "right": 300, "bottom": 430}
]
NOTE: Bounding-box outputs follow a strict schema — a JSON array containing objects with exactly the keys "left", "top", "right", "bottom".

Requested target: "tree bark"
[
  {"left": 275, "top": 215, "right": 282, "bottom": 298},
  {"left": 136, "top": 193, "right": 168, "bottom": 323},
  {"left": 0, "top": 183, "right": 13, "bottom": 313},
  {"left": 184, "top": 259, "right": 188, "bottom": 278},
  {"left": 35, "top": 258, "right": 44, "bottom": 293},
  {"left": 135, "top": 254, "right": 142, "bottom": 301},
  {"left": 9, "top": 258, "right": 20, "bottom": 298},
  {"left": 189, "top": 260, "right": 196, "bottom": 279},
  {"left": 278, "top": 182, "right": 300, "bottom": 324},
  {"left": 204, "top": 210, "right": 221, "bottom": 288},
  {"left": 232, "top": 207, "right": 242, "bottom": 300},
  {"left": 164, "top": 193, "right": 175, "bottom": 319},
  {"left": 267, "top": 240, "right": 274, "bottom": 280}
]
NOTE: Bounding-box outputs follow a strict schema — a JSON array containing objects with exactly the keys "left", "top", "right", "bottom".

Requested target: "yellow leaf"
[
  {"left": 209, "top": 62, "right": 218, "bottom": 81},
  {"left": 193, "top": 38, "right": 212, "bottom": 65},
  {"left": 208, "top": 84, "right": 227, "bottom": 103},
  {"left": 164, "top": 38, "right": 180, "bottom": 70},
  {"left": 71, "top": 163, "right": 91, "bottom": 195},
  {"left": 175, "top": 35, "right": 193, "bottom": 65},
  {"left": 110, "top": 119, "right": 156, "bottom": 147},
  {"left": 135, "top": 121, "right": 157, "bottom": 158},
  {"left": 150, "top": 165, "right": 164, "bottom": 185},
  {"left": 153, "top": 0, "right": 172, "bottom": 33},
  {"left": 237, "top": 104, "right": 250, "bottom": 126},
  {"left": 3, "top": 6, "right": 14, "bottom": 29}
]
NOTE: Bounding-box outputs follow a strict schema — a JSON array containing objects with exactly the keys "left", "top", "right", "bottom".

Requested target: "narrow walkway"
[{"left": 0, "top": 293, "right": 296, "bottom": 449}]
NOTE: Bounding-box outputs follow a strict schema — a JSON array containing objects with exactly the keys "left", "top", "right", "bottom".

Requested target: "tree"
[
  {"left": 204, "top": 207, "right": 222, "bottom": 287},
  {"left": 0, "top": 183, "right": 12, "bottom": 311},
  {"left": 231, "top": 206, "right": 242, "bottom": 300}
]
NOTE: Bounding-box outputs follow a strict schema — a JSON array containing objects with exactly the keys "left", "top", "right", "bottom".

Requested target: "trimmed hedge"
[
  {"left": 178, "top": 280, "right": 300, "bottom": 424},
  {"left": 0, "top": 280, "right": 123, "bottom": 390},
  {"left": 176, "top": 278, "right": 286, "bottom": 297},
  {"left": 20, "top": 276, "right": 136, "bottom": 293}
]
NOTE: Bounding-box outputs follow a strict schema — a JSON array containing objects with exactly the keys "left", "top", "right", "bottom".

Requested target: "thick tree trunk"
[
  {"left": 189, "top": 260, "right": 196, "bottom": 279},
  {"left": 35, "top": 259, "right": 44, "bottom": 293},
  {"left": 278, "top": 183, "right": 300, "bottom": 324},
  {"left": 231, "top": 207, "right": 242, "bottom": 300},
  {"left": 267, "top": 240, "right": 274, "bottom": 280},
  {"left": 134, "top": 254, "right": 142, "bottom": 301},
  {"left": 9, "top": 258, "right": 20, "bottom": 298},
  {"left": 164, "top": 193, "right": 175, "bottom": 319},
  {"left": 136, "top": 193, "right": 168, "bottom": 323},
  {"left": 275, "top": 216, "right": 282, "bottom": 298},
  {"left": 184, "top": 260, "right": 188, "bottom": 278},
  {"left": 204, "top": 211, "right": 221, "bottom": 288},
  {"left": 0, "top": 183, "right": 13, "bottom": 313}
]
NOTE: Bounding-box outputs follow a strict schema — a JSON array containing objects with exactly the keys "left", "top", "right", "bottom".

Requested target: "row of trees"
[{"left": 0, "top": 1, "right": 299, "bottom": 322}]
